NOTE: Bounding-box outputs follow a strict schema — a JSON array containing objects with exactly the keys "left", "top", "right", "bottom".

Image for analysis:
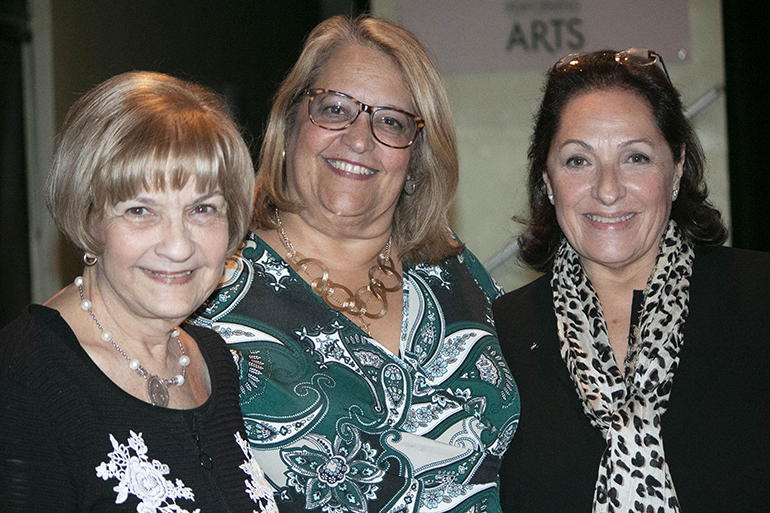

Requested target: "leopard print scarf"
[{"left": 551, "top": 221, "right": 694, "bottom": 512}]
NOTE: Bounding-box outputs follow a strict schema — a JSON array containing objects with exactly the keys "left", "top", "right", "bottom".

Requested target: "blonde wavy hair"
[{"left": 253, "top": 15, "right": 462, "bottom": 264}]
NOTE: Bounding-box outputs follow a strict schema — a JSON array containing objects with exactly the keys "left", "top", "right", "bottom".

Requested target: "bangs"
[{"left": 91, "top": 109, "right": 228, "bottom": 211}]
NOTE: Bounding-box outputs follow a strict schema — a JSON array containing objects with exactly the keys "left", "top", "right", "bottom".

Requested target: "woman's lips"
[
  {"left": 143, "top": 269, "right": 195, "bottom": 283},
  {"left": 326, "top": 158, "right": 377, "bottom": 176},
  {"left": 584, "top": 213, "right": 636, "bottom": 224}
]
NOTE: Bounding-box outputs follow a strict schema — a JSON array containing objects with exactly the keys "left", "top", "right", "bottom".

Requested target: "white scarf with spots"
[{"left": 551, "top": 220, "right": 694, "bottom": 513}]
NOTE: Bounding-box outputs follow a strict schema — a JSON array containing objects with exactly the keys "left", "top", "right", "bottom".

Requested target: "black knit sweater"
[{"left": 0, "top": 305, "right": 273, "bottom": 512}]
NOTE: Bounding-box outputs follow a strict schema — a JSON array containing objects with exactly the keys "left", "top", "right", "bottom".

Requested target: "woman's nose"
[
  {"left": 340, "top": 112, "right": 376, "bottom": 153},
  {"left": 594, "top": 164, "right": 625, "bottom": 205},
  {"left": 155, "top": 216, "right": 195, "bottom": 261}
]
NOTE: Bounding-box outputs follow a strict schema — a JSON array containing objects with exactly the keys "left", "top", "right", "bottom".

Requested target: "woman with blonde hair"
[{"left": 193, "top": 15, "right": 519, "bottom": 513}]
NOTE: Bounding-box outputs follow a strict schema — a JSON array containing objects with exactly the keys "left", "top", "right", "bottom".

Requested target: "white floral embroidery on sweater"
[
  {"left": 95, "top": 431, "right": 200, "bottom": 513},
  {"left": 235, "top": 432, "right": 279, "bottom": 513}
]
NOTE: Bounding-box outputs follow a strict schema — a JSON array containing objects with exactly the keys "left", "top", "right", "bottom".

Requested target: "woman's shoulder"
[
  {"left": 184, "top": 322, "right": 227, "bottom": 347},
  {"left": 688, "top": 244, "right": 770, "bottom": 334},
  {"left": 406, "top": 245, "right": 502, "bottom": 301},
  {"left": 0, "top": 305, "right": 70, "bottom": 368},
  {"left": 240, "top": 229, "right": 281, "bottom": 260},
  {"left": 493, "top": 272, "right": 551, "bottom": 313},
  {"left": 454, "top": 245, "right": 505, "bottom": 300},
  {"left": 181, "top": 323, "right": 236, "bottom": 390},
  {"left": 492, "top": 272, "right": 555, "bottom": 355},
  {"left": 695, "top": 243, "right": 770, "bottom": 266},
  {"left": 693, "top": 244, "right": 770, "bottom": 289}
]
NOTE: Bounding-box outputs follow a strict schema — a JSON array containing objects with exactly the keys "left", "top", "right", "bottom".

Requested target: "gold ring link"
[
  {"left": 275, "top": 209, "right": 402, "bottom": 336},
  {"left": 356, "top": 286, "right": 388, "bottom": 319},
  {"left": 323, "top": 283, "right": 357, "bottom": 313},
  {"left": 371, "top": 255, "right": 403, "bottom": 292}
]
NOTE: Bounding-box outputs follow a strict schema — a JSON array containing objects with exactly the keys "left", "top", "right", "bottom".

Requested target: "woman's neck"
[
  {"left": 267, "top": 210, "right": 395, "bottom": 272},
  {"left": 255, "top": 209, "right": 405, "bottom": 355},
  {"left": 581, "top": 250, "right": 656, "bottom": 296},
  {"left": 582, "top": 256, "right": 656, "bottom": 370},
  {"left": 72, "top": 268, "right": 183, "bottom": 357}
]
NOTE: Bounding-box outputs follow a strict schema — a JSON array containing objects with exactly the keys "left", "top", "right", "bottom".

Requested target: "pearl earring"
[{"left": 672, "top": 189, "right": 679, "bottom": 200}]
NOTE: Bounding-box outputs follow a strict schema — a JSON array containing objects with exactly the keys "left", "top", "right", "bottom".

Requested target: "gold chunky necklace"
[{"left": 274, "top": 210, "right": 402, "bottom": 336}]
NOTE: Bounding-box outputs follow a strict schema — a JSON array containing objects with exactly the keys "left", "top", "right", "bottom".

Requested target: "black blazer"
[{"left": 493, "top": 245, "right": 770, "bottom": 512}]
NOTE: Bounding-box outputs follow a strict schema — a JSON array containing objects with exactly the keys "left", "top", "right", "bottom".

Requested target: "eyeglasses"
[
  {"left": 554, "top": 48, "right": 671, "bottom": 84},
  {"left": 305, "top": 88, "right": 424, "bottom": 149}
]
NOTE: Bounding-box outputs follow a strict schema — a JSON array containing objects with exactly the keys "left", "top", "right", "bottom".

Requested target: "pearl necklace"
[
  {"left": 274, "top": 210, "right": 402, "bottom": 336},
  {"left": 75, "top": 276, "right": 190, "bottom": 407}
]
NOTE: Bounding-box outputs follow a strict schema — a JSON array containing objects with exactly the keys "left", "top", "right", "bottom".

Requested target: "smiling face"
[
  {"left": 544, "top": 89, "right": 683, "bottom": 278},
  {"left": 284, "top": 44, "right": 413, "bottom": 235},
  {"left": 92, "top": 179, "right": 229, "bottom": 325}
]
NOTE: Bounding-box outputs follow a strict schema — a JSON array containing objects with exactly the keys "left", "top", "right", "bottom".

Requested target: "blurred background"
[{"left": 1, "top": 0, "right": 767, "bottom": 327}]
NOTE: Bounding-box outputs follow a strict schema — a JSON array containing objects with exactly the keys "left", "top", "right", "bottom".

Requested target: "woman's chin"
[
  {"left": 314, "top": 200, "right": 390, "bottom": 223},
  {"left": 132, "top": 286, "right": 209, "bottom": 323}
]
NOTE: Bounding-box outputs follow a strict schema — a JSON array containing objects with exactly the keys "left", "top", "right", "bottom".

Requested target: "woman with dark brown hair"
[{"left": 494, "top": 49, "right": 770, "bottom": 512}]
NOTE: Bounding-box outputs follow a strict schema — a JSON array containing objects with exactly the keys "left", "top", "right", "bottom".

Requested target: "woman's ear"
[
  {"left": 85, "top": 209, "right": 105, "bottom": 254},
  {"left": 542, "top": 171, "right": 554, "bottom": 204},
  {"left": 674, "top": 145, "right": 685, "bottom": 192}
]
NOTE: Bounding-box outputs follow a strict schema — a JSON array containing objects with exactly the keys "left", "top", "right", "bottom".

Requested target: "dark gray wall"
[{"left": 48, "top": 0, "right": 367, "bottom": 283}]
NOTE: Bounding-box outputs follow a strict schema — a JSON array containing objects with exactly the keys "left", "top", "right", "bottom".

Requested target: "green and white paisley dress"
[{"left": 192, "top": 232, "right": 520, "bottom": 513}]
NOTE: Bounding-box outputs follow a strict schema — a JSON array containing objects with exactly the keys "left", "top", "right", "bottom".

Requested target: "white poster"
[{"left": 399, "top": 0, "right": 690, "bottom": 73}]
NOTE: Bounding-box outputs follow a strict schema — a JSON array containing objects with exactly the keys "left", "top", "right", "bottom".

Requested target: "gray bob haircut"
[{"left": 46, "top": 71, "right": 255, "bottom": 257}]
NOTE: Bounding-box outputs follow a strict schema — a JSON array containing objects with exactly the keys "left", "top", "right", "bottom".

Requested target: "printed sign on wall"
[{"left": 399, "top": 0, "right": 690, "bottom": 73}]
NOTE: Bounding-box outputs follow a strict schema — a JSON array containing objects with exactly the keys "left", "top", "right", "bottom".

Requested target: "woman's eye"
[
  {"left": 566, "top": 156, "right": 587, "bottom": 167},
  {"left": 320, "top": 103, "right": 350, "bottom": 118},
  {"left": 194, "top": 204, "right": 216, "bottom": 214},
  {"left": 378, "top": 115, "right": 406, "bottom": 131},
  {"left": 125, "top": 206, "right": 149, "bottom": 216},
  {"left": 628, "top": 153, "right": 651, "bottom": 164}
]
